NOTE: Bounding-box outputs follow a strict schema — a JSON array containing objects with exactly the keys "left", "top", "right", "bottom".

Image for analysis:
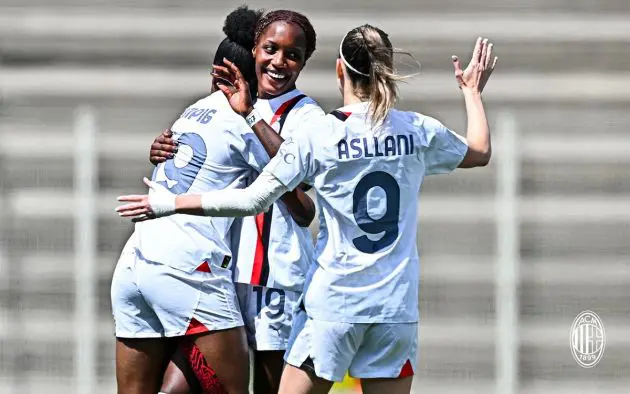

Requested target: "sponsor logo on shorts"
[{"left": 570, "top": 310, "right": 605, "bottom": 368}]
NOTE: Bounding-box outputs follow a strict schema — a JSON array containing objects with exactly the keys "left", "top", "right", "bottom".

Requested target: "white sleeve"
[
  {"left": 264, "top": 123, "right": 319, "bottom": 191},
  {"left": 420, "top": 116, "right": 469, "bottom": 175},
  {"left": 200, "top": 171, "right": 288, "bottom": 217},
  {"left": 280, "top": 101, "right": 325, "bottom": 139}
]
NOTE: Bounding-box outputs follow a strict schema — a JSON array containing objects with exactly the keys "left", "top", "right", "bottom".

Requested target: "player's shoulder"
[
  {"left": 296, "top": 94, "right": 323, "bottom": 111},
  {"left": 390, "top": 109, "right": 436, "bottom": 127},
  {"left": 206, "top": 92, "right": 248, "bottom": 124},
  {"left": 190, "top": 93, "right": 214, "bottom": 106},
  {"left": 289, "top": 91, "right": 325, "bottom": 119},
  {"left": 193, "top": 92, "right": 238, "bottom": 116},
  {"left": 291, "top": 110, "right": 341, "bottom": 151},
  {"left": 278, "top": 92, "right": 325, "bottom": 139},
  {"left": 175, "top": 93, "right": 249, "bottom": 140},
  {"left": 185, "top": 91, "right": 222, "bottom": 111},
  {"left": 282, "top": 110, "right": 332, "bottom": 152},
  {"left": 390, "top": 109, "right": 448, "bottom": 137}
]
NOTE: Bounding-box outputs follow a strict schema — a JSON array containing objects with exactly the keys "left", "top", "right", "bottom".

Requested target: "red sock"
[{"left": 180, "top": 341, "right": 228, "bottom": 394}]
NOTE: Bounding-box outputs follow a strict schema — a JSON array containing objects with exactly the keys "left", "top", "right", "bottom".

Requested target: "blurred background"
[{"left": 1, "top": 0, "right": 629, "bottom": 393}]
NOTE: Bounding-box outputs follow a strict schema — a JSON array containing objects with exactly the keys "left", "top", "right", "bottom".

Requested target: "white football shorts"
[
  {"left": 111, "top": 234, "right": 243, "bottom": 338},
  {"left": 235, "top": 283, "right": 300, "bottom": 351},
  {"left": 285, "top": 309, "right": 417, "bottom": 382}
]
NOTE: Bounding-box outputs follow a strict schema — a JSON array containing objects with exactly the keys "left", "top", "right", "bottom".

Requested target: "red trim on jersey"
[
  {"left": 270, "top": 95, "right": 305, "bottom": 126},
  {"left": 398, "top": 359, "right": 414, "bottom": 378},
  {"left": 330, "top": 110, "right": 352, "bottom": 122},
  {"left": 195, "top": 261, "right": 211, "bottom": 273},
  {"left": 185, "top": 317, "right": 210, "bottom": 336},
  {"left": 248, "top": 94, "right": 303, "bottom": 287},
  {"left": 250, "top": 212, "right": 266, "bottom": 285}
]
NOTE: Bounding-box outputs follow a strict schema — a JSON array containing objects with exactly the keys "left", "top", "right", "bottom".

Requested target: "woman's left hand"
[
  {"left": 212, "top": 58, "right": 255, "bottom": 117},
  {"left": 116, "top": 178, "right": 176, "bottom": 222}
]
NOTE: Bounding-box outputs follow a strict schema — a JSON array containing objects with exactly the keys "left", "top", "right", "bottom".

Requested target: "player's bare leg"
[
  {"left": 160, "top": 345, "right": 201, "bottom": 394},
  {"left": 278, "top": 363, "right": 333, "bottom": 394},
  {"left": 116, "top": 337, "right": 170, "bottom": 394},
  {"left": 252, "top": 350, "right": 285, "bottom": 394},
  {"left": 192, "top": 326, "right": 250, "bottom": 394},
  {"left": 360, "top": 376, "right": 413, "bottom": 394}
]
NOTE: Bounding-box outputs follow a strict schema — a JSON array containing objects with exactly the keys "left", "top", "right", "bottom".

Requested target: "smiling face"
[{"left": 253, "top": 21, "right": 307, "bottom": 99}]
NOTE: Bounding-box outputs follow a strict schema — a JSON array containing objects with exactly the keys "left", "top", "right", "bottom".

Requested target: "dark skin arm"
[
  {"left": 249, "top": 121, "right": 283, "bottom": 159},
  {"left": 271, "top": 177, "right": 315, "bottom": 227},
  {"left": 149, "top": 129, "right": 178, "bottom": 164}
]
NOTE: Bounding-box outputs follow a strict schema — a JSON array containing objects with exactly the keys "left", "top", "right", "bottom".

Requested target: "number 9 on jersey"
[{"left": 352, "top": 171, "right": 401, "bottom": 254}]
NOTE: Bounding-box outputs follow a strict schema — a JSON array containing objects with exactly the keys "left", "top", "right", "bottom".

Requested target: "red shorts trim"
[{"left": 398, "top": 359, "right": 414, "bottom": 378}]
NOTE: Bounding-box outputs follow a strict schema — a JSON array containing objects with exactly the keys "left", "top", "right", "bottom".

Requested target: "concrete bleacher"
[{"left": 1, "top": 1, "right": 629, "bottom": 393}]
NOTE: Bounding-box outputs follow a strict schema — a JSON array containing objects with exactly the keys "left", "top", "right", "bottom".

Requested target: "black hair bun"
[{"left": 223, "top": 6, "right": 263, "bottom": 48}]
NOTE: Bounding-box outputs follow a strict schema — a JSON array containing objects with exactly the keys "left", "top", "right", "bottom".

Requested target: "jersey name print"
[
  {"left": 179, "top": 107, "right": 217, "bottom": 124},
  {"left": 337, "top": 134, "right": 415, "bottom": 159}
]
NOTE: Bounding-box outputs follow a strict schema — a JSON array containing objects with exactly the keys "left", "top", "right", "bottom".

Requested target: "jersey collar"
[
  {"left": 336, "top": 101, "right": 370, "bottom": 114},
  {"left": 256, "top": 89, "right": 305, "bottom": 112}
]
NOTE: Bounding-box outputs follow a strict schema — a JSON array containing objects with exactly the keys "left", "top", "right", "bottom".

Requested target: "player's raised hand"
[
  {"left": 212, "top": 58, "right": 255, "bottom": 117},
  {"left": 452, "top": 37, "right": 497, "bottom": 94},
  {"left": 149, "top": 129, "right": 178, "bottom": 165},
  {"left": 116, "top": 177, "right": 176, "bottom": 222}
]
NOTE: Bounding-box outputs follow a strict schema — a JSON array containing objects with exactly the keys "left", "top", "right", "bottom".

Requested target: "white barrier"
[
  {"left": 73, "top": 106, "right": 98, "bottom": 394},
  {"left": 495, "top": 112, "right": 520, "bottom": 394}
]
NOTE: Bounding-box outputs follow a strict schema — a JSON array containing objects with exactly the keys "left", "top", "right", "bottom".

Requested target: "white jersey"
[
  {"left": 265, "top": 102, "right": 468, "bottom": 323},
  {"left": 135, "top": 91, "right": 268, "bottom": 273},
  {"left": 232, "top": 89, "right": 324, "bottom": 292}
]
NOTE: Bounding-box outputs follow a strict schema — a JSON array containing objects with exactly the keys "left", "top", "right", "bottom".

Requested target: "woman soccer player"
[
  {"left": 110, "top": 7, "right": 316, "bottom": 394},
  {"left": 120, "top": 25, "right": 496, "bottom": 394},
  {"left": 152, "top": 10, "right": 323, "bottom": 394}
]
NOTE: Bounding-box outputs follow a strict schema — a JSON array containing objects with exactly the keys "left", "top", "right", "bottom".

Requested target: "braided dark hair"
[{"left": 254, "top": 10, "right": 317, "bottom": 61}]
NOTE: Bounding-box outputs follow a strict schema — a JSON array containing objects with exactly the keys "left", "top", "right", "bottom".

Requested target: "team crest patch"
[{"left": 570, "top": 310, "right": 605, "bottom": 368}]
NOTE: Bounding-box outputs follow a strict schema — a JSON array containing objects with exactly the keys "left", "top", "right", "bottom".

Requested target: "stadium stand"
[{"left": 0, "top": 1, "right": 629, "bottom": 393}]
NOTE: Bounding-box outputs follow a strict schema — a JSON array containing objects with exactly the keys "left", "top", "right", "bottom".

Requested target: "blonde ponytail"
[{"left": 340, "top": 25, "right": 409, "bottom": 129}]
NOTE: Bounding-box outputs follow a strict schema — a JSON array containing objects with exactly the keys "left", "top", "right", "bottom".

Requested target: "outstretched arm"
[
  {"left": 116, "top": 172, "right": 288, "bottom": 222},
  {"left": 452, "top": 37, "right": 497, "bottom": 168},
  {"left": 213, "top": 58, "right": 315, "bottom": 226}
]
